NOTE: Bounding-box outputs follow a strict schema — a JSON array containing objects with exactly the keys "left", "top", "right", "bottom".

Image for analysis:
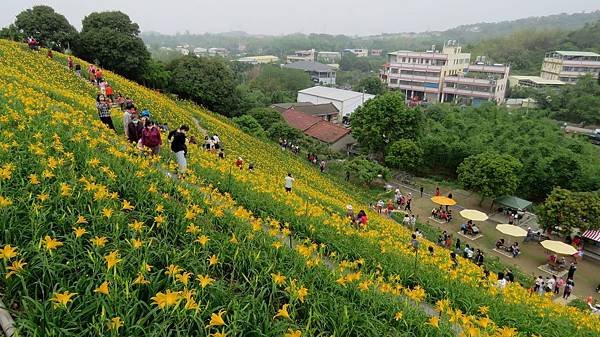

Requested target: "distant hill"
[
  {"left": 442, "top": 11, "right": 600, "bottom": 42},
  {"left": 142, "top": 10, "right": 600, "bottom": 49}
]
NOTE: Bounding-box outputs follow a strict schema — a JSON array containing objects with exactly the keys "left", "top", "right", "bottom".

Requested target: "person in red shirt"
[
  {"left": 67, "top": 56, "right": 73, "bottom": 70},
  {"left": 435, "top": 186, "right": 440, "bottom": 196},
  {"left": 105, "top": 83, "right": 114, "bottom": 101},
  {"left": 95, "top": 68, "right": 103, "bottom": 83},
  {"left": 235, "top": 157, "right": 243, "bottom": 170}
]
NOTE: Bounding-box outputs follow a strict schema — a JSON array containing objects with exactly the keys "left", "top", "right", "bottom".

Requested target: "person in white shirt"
[
  {"left": 410, "top": 214, "right": 417, "bottom": 228},
  {"left": 284, "top": 173, "right": 294, "bottom": 193},
  {"left": 403, "top": 214, "right": 410, "bottom": 226},
  {"left": 545, "top": 276, "right": 556, "bottom": 293}
]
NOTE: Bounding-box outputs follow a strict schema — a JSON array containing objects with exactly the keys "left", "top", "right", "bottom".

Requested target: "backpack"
[{"left": 143, "top": 128, "right": 161, "bottom": 147}]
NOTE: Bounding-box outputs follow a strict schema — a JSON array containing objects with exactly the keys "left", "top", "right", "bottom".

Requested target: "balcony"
[
  {"left": 443, "top": 87, "right": 492, "bottom": 99},
  {"left": 466, "top": 64, "right": 508, "bottom": 74},
  {"left": 444, "top": 76, "right": 496, "bottom": 86},
  {"left": 387, "top": 63, "right": 443, "bottom": 72},
  {"left": 389, "top": 51, "right": 448, "bottom": 60},
  {"left": 388, "top": 73, "right": 441, "bottom": 83},
  {"left": 390, "top": 83, "right": 440, "bottom": 94}
]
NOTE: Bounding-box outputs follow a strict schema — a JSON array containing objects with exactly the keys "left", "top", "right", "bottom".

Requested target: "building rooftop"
[
  {"left": 304, "top": 120, "right": 351, "bottom": 144},
  {"left": 510, "top": 75, "right": 566, "bottom": 85},
  {"left": 298, "top": 86, "right": 375, "bottom": 102},
  {"left": 554, "top": 51, "right": 600, "bottom": 57},
  {"left": 271, "top": 102, "right": 339, "bottom": 115},
  {"left": 281, "top": 109, "right": 350, "bottom": 143},
  {"left": 281, "top": 109, "right": 323, "bottom": 131},
  {"left": 283, "top": 61, "right": 334, "bottom": 72}
]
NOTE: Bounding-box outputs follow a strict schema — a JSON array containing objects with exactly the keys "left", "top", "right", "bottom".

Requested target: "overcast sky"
[{"left": 2, "top": 0, "right": 599, "bottom": 36}]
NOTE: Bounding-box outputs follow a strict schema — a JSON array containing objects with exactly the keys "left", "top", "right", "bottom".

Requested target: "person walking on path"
[
  {"left": 435, "top": 186, "right": 440, "bottom": 196},
  {"left": 141, "top": 120, "right": 162, "bottom": 155},
  {"left": 284, "top": 173, "right": 295, "bottom": 193},
  {"left": 420, "top": 186, "right": 424, "bottom": 197},
  {"left": 168, "top": 125, "right": 189, "bottom": 178},
  {"left": 96, "top": 94, "right": 115, "bottom": 131},
  {"left": 67, "top": 56, "right": 73, "bottom": 71},
  {"left": 563, "top": 279, "right": 574, "bottom": 299},
  {"left": 567, "top": 263, "right": 577, "bottom": 280}
]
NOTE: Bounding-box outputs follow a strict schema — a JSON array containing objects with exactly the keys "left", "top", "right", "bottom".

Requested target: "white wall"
[{"left": 296, "top": 93, "right": 373, "bottom": 122}]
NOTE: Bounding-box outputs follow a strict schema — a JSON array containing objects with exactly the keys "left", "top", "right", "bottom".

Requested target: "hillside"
[{"left": 1, "top": 39, "right": 599, "bottom": 336}]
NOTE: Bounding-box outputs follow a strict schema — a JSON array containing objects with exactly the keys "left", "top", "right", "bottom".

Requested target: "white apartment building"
[
  {"left": 287, "top": 49, "right": 316, "bottom": 63},
  {"left": 380, "top": 42, "right": 511, "bottom": 105},
  {"left": 540, "top": 51, "right": 600, "bottom": 83},
  {"left": 443, "top": 63, "right": 510, "bottom": 105},
  {"left": 344, "top": 49, "right": 369, "bottom": 57},
  {"left": 317, "top": 51, "right": 341, "bottom": 63}
]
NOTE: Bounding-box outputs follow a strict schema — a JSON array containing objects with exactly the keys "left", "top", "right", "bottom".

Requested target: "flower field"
[{"left": 0, "top": 39, "right": 598, "bottom": 336}]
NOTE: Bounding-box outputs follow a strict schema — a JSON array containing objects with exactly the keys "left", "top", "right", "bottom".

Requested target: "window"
[{"left": 390, "top": 78, "right": 398, "bottom": 84}]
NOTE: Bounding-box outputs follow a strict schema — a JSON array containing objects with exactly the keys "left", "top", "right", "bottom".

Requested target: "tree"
[
  {"left": 76, "top": 11, "right": 150, "bottom": 82},
  {"left": 385, "top": 139, "right": 423, "bottom": 172},
  {"left": 350, "top": 91, "right": 424, "bottom": 155},
  {"left": 236, "top": 85, "right": 270, "bottom": 113},
  {"left": 344, "top": 156, "right": 390, "bottom": 186},
  {"left": 457, "top": 152, "right": 522, "bottom": 204},
  {"left": 14, "top": 5, "right": 77, "bottom": 49},
  {"left": 140, "top": 59, "right": 171, "bottom": 90},
  {"left": 168, "top": 55, "right": 239, "bottom": 116},
  {"left": 355, "top": 76, "right": 386, "bottom": 95},
  {"left": 266, "top": 122, "right": 303, "bottom": 143},
  {"left": 538, "top": 187, "right": 600, "bottom": 235},
  {"left": 232, "top": 115, "right": 267, "bottom": 138},
  {"left": 248, "top": 65, "right": 312, "bottom": 103},
  {"left": 0, "top": 24, "right": 24, "bottom": 42},
  {"left": 247, "top": 107, "right": 283, "bottom": 130}
]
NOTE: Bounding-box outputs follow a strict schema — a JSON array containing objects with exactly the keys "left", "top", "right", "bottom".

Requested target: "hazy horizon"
[{"left": 1, "top": 1, "right": 600, "bottom": 36}]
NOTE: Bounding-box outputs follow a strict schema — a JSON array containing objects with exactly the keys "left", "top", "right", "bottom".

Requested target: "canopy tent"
[
  {"left": 496, "top": 224, "right": 528, "bottom": 237},
  {"left": 430, "top": 196, "right": 456, "bottom": 206},
  {"left": 582, "top": 229, "right": 600, "bottom": 242},
  {"left": 460, "top": 209, "right": 489, "bottom": 222},
  {"left": 540, "top": 240, "right": 578, "bottom": 255},
  {"left": 494, "top": 195, "right": 532, "bottom": 210}
]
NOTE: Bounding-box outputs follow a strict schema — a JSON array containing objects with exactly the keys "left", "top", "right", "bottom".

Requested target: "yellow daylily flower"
[
  {"left": 73, "top": 227, "right": 87, "bottom": 238},
  {"left": 107, "top": 317, "right": 124, "bottom": 331},
  {"left": 151, "top": 289, "right": 181, "bottom": 309},
  {"left": 50, "top": 291, "right": 77, "bottom": 308},
  {"left": 273, "top": 304, "right": 291, "bottom": 320},
  {"left": 207, "top": 310, "right": 226, "bottom": 327},
  {"left": 94, "top": 281, "right": 110, "bottom": 295},
  {"left": 104, "top": 250, "right": 121, "bottom": 270},
  {"left": 42, "top": 236, "right": 63, "bottom": 252},
  {"left": 197, "top": 274, "right": 215, "bottom": 288},
  {"left": 5, "top": 259, "right": 27, "bottom": 278},
  {"left": 0, "top": 244, "right": 18, "bottom": 260}
]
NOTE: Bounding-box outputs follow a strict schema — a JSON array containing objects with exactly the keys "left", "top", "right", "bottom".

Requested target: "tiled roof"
[
  {"left": 271, "top": 102, "right": 339, "bottom": 115},
  {"left": 305, "top": 121, "right": 351, "bottom": 144},
  {"left": 281, "top": 108, "right": 350, "bottom": 144},
  {"left": 283, "top": 60, "right": 334, "bottom": 72},
  {"left": 281, "top": 109, "right": 322, "bottom": 131}
]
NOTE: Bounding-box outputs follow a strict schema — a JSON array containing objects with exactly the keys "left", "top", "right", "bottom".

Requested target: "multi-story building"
[
  {"left": 208, "top": 48, "right": 228, "bottom": 57},
  {"left": 283, "top": 61, "right": 336, "bottom": 85},
  {"left": 509, "top": 75, "right": 565, "bottom": 88},
  {"left": 540, "top": 51, "right": 600, "bottom": 83},
  {"left": 286, "top": 49, "right": 316, "bottom": 63},
  {"left": 380, "top": 42, "right": 510, "bottom": 105},
  {"left": 371, "top": 49, "right": 383, "bottom": 57},
  {"left": 317, "top": 51, "right": 341, "bottom": 63},
  {"left": 380, "top": 42, "right": 471, "bottom": 103},
  {"left": 237, "top": 55, "right": 279, "bottom": 65},
  {"left": 442, "top": 63, "right": 510, "bottom": 105},
  {"left": 344, "top": 48, "right": 369, "bottom": 57}
]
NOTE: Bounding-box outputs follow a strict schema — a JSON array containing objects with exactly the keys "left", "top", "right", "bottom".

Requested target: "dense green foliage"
[
  {"left": 14, "top": 5, "right": 77, "bottom": 50},
  {"left": 538, "top": 188, "right": 600, "bottom": 235},
  {"left": 418, "top": 105, "right": 600, "bottom": 201},
  {"left": 246, "top": 65, "right": 313, "bottom": 103},
  {"left": 76, "top": 11, "right": 151, "bottom": 81},
  {"left": 344, "top": 156, "right": 390, "bottom": 186},
  {"left": 168, "top": 55, "right": 239, "bottom": 116},
  {"left": 232, "top": 114, "right": 267, "bottom": 138},
  {"left": 385, "top": 139, "right": 423, "bottom": 172},
  {"left": 350, "top": 92, "right": 424, "bottom": 155},
  {"left": 247, "top": 107, "right": 284, "bottom": 130},
  {"left": 457, "top": 152, "right": 522, "bottom": 203},
  {"left": 355, "top": 76, "right": 386, "bottom": 95}
]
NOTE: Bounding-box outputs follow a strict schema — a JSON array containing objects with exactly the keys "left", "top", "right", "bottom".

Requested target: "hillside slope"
[{"left": 1, "top": 39, "right": 599, "bottom": 337}]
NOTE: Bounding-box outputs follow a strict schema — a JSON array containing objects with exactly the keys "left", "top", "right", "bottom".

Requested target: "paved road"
[{"left": 565, "top": 126, "right": 594, "bottom": 135}]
